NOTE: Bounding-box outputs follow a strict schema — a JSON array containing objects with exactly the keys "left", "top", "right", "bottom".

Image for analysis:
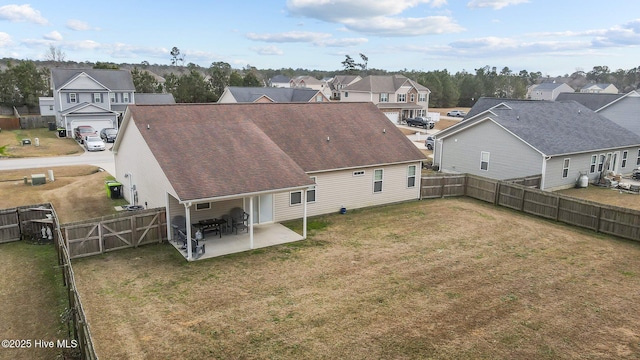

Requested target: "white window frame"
[
  {"left": 407, "top": 165, "right": 417, "bottom": 188},
  {"left": 410, "top": 93, "right": 415, "bottom": 102},
  {"left": 397, "top": 93, "right": 406, "bottom": 102},
  {"left": 373, "top": 169, "right": 383, "bottom": 193},
  {"left": 307, "top": 176, "right": 317, "bottom": 203},
  {"left": 379, "top": 93, "right": 388, "bottom": 102},
  {"left": 289, "top": 191, "right": 302, "bottom": 206},
  {"left": 316, "top": 95, "right": 323, "bottom": 102},
  {"left": 195, "top": 202, "right": 210, "bottom": 211},
  {"left": 589, "top": 155, "right": 597, "bottom": 173},
  {"left": 69, "top": 93, "right": 77, "bottom": 103},
  {"left": 123, "top": 93, "right": 130, "bottom": 103},
  {"left": 93, "top": 93, "right": 101, "bottom": 103},
  {"left": 598, "top": 154, "right": 606, "bottom": 172},
  {"left": 418, "top": 93, "right": 426, "bottom": 102},
  {"left": 562, "top": 158, "right": 570, "bottom": 178},
  {"left": 480, "top": 151, "right": 490, "bottom": 171},
  {"left": 622, "top": 150, "right": 628, "bottom": 168},
  {"left": 636, "top": 149, "right": 640, "bottom": 166},
  {"left": 110, "top": 93, "right": 116, "bottom": 103},
  {"left": 353, "top": 170, "right": 365, "bottom": 176}
]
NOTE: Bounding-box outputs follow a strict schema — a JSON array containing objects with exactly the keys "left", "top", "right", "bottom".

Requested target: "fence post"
[
  {"left": 595, "top": 206, "right": 602, "bottom": 233},
  {"left": 555, "top": 195, "right": 561, "bottom": 221},
  {"left": 131, "top": 215, "right": 138, "bottom": 247},
  {"left": 494, "top": 181, "right": 500, "bottom": 205}
]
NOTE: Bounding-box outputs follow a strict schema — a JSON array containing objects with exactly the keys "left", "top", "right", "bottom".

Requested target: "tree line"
[{"left": 1, "top": 55, "right": 639, "bottom": 109}]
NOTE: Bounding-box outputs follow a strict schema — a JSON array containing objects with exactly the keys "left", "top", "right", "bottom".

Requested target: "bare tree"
[{"left": 44, "top": 44, "right": 66, "bottom": 63}]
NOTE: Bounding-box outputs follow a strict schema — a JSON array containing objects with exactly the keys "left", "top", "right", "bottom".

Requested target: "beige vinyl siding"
[
  {"left": 114, "top": 117, "right": 176, "bottom": 209},
  {"left": 188, "top": 199, "right": 243, "bottom": 223},
  {"left": 274, "top": 163, "right": 422, "bottom": 222},
  {"left": 340, "top": 91, "right": 374, "bottom": 103}
]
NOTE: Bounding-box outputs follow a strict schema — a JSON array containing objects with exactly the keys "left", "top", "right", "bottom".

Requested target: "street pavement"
[{"left": 0, "top": 143, "right": 116, "bottom": 175}]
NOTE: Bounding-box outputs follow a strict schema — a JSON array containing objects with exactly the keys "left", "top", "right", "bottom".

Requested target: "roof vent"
[
  {"left": 578, "top": 109, "right": 581, "bottom": 114},
  {"left": 147, "top": 124, "right": 150, "bottom": 129},
  {"left": 516, "top": 116, "right": 519, "bottom": 120},
  {"left": 383, "top": 128, "right": 386, "bottom": 134},
  {"left": 326, "top": 136, "right": 330, "bottom": 142}
]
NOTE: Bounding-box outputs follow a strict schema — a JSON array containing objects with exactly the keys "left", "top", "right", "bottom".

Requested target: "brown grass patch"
[
  {"left": 0, "top": 165, "right": 127, "bottom": 223},
  {"left": 0, "top": 242, "right": 68, "bottom": 360},
  {"left": 73, "top": 198, "right": 640, "bottom": 359},
  {"left": 0, "top": 128, "right": 81, "bottom": 158},
  {"left": 558, "top": 186, "right": 640, "bottom": 211}
]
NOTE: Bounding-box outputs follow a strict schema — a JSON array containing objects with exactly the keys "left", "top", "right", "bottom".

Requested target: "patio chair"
[
  {"left": 220, "top": 214, "right": 231, "bottom": 234},
  {"left": 230, "top": 207, "right": 250, "bottom": 234},
  {"left": 171, "top": 215, "right": 187, "bottom": 244},
  {"left": 177, "top": 229, "right": 188, "bottom": 249}
]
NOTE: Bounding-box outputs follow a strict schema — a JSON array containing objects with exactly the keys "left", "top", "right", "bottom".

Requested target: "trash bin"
[
  {"left": 48, "top": 122, "right": 56, "bottom": 131},
  {"left": 105, "top": 181, "right": 123, "bottom": 199},
  {"left": 57, "top": 128, "right": 66, "bottom": 137}
]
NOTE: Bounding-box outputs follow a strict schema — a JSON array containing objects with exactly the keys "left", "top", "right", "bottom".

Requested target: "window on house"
[
  {"left": 480, "top": 152, "right": 490, "bottom": 171},
  {"left": 590, "top": 155, "right": 597, "bottom": 173},
  {"left": 49, "top": 105, "right": 53, "bottom": 111},
  {"left": 397, "top": 93, "right": 406, "bottom": 102},
  {"left": 344, "top": 92, "right": 349, "bottom": 98},
  {"left": 69, "top": 93, "right": 77, "bottom": 103},
  {"left": 410, "top": 93, "right": 415, "bottom": 102},
  {"left": 598, "top": 154, "right": 606, "bottom": 171},
  {"left": 418, "top": 93, "right": 426, "bottom": 102},
  {"left": 290, "top": 191, "right": 302, "bottom": 206},
  {"left": 379, "top": 93, "right": 388, "bottom": 102},
  {"left": 373, "top": 169, "right": 383, "bottom": 193},
  {"left": 353, "top": 170, "right": 365, "bottom": 176},
  {"left": 407, "top": 165, "right": 416, "bottom": 188},
  {"left": 307, "top": 177, "right": 317, "bottom": 203},
  {"left": 110, "top": 93, "right": 116, "bottom": 103},
  {"left": 622, "top": 151, "right": 628, "bottom": 168},
  {"left": 316, "top": 95, "right": 323, "bottom": 102},
  {"left": 636, "top": 149, "right": 640, "bottom": 166},
  {"left": 123, "top": 93, "right": 130, "bottom": 103},
  {"left": 562, "top": 158, "right": 570, "bottom": 178},
  {"left": 93, "top": 93, "right": 101, "bottom": 103},
  {"left": 196, "top": 202, "right": 210, "bottom": 211}
]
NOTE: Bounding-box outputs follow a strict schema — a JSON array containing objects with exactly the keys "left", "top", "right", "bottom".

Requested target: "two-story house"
[
  {"left": 580, "top": 83, "right": 619, "bottom": 94},
  {"left": 328, "top": 75, "right": 361, "bottom": 100},
  {"left": 51, "top": 69, "right": 136, "bottom": 136},
  {"left": 526, "top": 81, "right": 574, "bottom": 100},
  {"left": 217, "top": 86, "right": 330, "bottom": 103},
  {"left": 339, "top": 75, "right": 430, "bottom": 124}
]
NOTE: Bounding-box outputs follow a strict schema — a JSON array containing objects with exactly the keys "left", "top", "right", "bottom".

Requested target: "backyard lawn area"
[
  {"left": 0, "top": 128, "right": 80, "bottom": 158},
  {"left": 558, "top": 185, "right": 640, "bottom": 212},
  {"left": 72, "top": 197, "right": 640, "bottom": 359}
]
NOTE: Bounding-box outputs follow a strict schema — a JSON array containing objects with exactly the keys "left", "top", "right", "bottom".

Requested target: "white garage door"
[
  {"left": 70, "top": 120, "right": 114, "bottom": 136},
  {"left": 384, "top": 111, "right": 399, "bottom": 124}
]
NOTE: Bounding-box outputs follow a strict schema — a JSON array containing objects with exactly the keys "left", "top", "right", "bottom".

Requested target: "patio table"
[{"left": 193, "top": 218, "right": 226, "bottom": 238}]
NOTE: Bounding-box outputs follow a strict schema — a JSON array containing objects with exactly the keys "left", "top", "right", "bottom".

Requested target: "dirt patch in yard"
[
  {"left": 0, "top": 128, "right": 81, "bottom": 158},
  {"left": 0, "top": 165, "right": 127, "bottom": 223},
  {"left": 72, "top": 198, "right": 640, "bottom": 359}
]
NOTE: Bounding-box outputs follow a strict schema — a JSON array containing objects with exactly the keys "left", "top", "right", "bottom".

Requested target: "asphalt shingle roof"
[
  {"left": 225, "top": 87, "right": 320, "bottom": 103},
  {"left": 125, "top": 102, "right": 425, "bottom": 201},
  {"left": 343, "top": 75, "right": 429, "bottom": 93},
  {"left": 442, "top": 98, "right": 640, "bottom": 156},
  {"left": 51, "top": 69, "right": 135, "bottom": 91},
  {"left": 555, "top": 92, "right": 623, "bottom": 111}
]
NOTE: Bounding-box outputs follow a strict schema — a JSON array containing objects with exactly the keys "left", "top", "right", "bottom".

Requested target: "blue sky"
[{"left": 1, "top": 0, "right": 639, "bottom": 76}]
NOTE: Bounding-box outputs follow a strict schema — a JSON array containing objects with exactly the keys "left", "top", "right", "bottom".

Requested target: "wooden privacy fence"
[
  {"left": 20, "top": 115, "right": 55, "bottom": 129},
  {"left": 422, "top": 173, "right": 640, "bottom": 242},
  {"left": 63, "top": 207, "right": 167, "bottom": 259},
  {"left": 0, "top": 203, "right": 58, "bottom": 243}
]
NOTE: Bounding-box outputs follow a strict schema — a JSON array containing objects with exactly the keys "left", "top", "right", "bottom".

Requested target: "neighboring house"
[
  {"left": 217, "top": 86, "right": 329, "bottom": 103},
  {"left": 556, "top": 91, "right": 640, "bottom": 137},
  {"left": 290, "top": 76, "right": 330, "bottom": 97},
  {"left": 268, "top": 75, "right": 291, "bottom": 88},
  {"left": 51, "top": 69, "right": 135, "bottom": 136},
  {"left": 339, "top": 75, "right": 430, "bottom": 124},
  {"left": 38, "top": 97, "right": 55, "bottom": 116},
  {"left": 113, "top": 102, "right": 426, "bottom": 259},
  {"left": 527, "top": 82, "right": 574, "bottom": 100},
  {"left": 433, "top": 98, "right": 640, "bottom": 190},
  {"left": 328, "top": 75, "right": 362, "bottom": 100},
  {"left": 580, "top": 83, "right": 618, "bottom": 94}
]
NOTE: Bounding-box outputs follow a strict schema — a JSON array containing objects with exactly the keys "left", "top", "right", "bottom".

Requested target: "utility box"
[
  {"left": 31, "top": 174, "right": 46, "bottom": 186},
  {"left": 57, "top": 128, "right": 66, "bottom": 137},
  {"left": 21, "top": 138, "right": 31, "bottom": 145},
  {"left": 105, "top": 181, "right": 123, "bottom": 199}
]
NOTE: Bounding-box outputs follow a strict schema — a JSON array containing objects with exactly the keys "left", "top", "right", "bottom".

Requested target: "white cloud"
[
  {"left": 287, "top": 0, "right": 462, "bottom": 37},
  {"left": 0, "top": 4, "right": 48, "bottom": 25},
  {"left": 0, "top": 32, "right": 12, "bottom": 46},
  {"left": 43, "top": 31, "right": 63, "bottom": 41},
  {"left": 316, "top": 37, "right": 368, "bottom": 47},
  {"left": 247, "top": 31, "right": 332, "bottom": 43},
  {"left": 252, "top": 46, "right": 284, "bottom": 55},
  {"left": 467, "top": 0, "right": 529, "bottom": 10},
  {"left": 66, "top": 19, "right": 99, "bottom": 31}
]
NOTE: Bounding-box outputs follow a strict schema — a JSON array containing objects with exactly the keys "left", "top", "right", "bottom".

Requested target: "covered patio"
[{"left": 168, "top": 222, "right": 304, "bottom": 259}]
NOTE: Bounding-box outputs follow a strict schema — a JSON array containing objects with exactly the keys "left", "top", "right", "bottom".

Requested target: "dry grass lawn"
[
  {"left": 558, "top": 186, "right": 640, "bottom": 212},
  {"left": 0, "top": 242, "right": 69, "bottom": 360},
  {"left": 0, "top": 165, "right": 127, "bottom": 223},
  {"left": 0, "top": 128, "right": 81, "bottom": 158},
  {"left": 73, "top": 198, "right": 640, "bottom": 359}
]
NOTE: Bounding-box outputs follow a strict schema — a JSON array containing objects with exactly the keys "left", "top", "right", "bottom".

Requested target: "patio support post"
[
  {"left": 185, "top": 202, "right": 193, "bottom": 260},
  {"left": 249, "top": 197, "right": 254, "bottom": 249},
  {"left": 165, "top": 192, "right": 172, "bottom": 242},
  {"left": 303, "top": 189, "right": 307, "bottom": 239}
]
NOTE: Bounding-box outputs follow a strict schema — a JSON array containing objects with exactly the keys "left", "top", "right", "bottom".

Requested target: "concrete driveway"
[{"left": 0, "top": 143, "right": 116, "bottom": 175}]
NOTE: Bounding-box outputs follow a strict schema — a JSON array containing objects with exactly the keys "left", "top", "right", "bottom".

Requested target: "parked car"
[
  {"left": 425, "top": 136, "right": 435, "bottom": 150},
  {"left": 84, "top": 136, "right": 106, "bottom": 151},
  {"left": 406, "top": 117, "right": 435, "bottom": 129},
  {"left": 73, "top": 126, "right": 97, "bottom": 143},
  {"left": 447, "top": 110, "right": 466, "bottom": 117},
  {"left": 100, "top": 128, "right": 118, "bottom": 143}
]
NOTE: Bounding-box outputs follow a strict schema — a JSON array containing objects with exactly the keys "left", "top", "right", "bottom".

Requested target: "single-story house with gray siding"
[
  {"left": 113, "top": 102, "right": 426, "bottom": 259},
  {"left": 433, "top": 98, "right": 640, "bottom": 190}
]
